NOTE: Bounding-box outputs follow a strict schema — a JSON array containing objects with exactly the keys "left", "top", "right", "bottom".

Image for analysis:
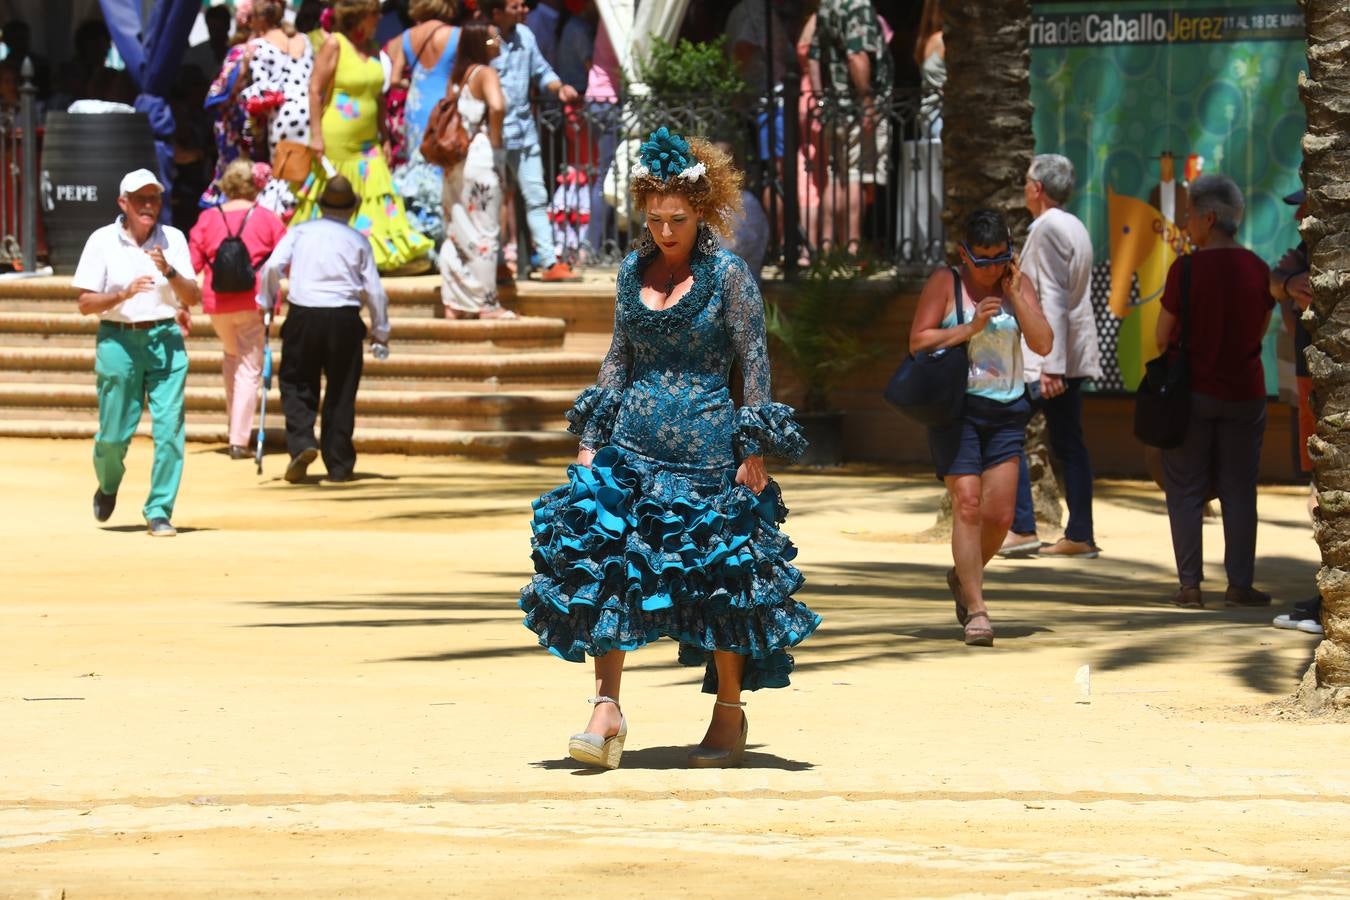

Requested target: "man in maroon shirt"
[{"left": 1154, "top": 174, "right": 1275, "bottom": 610}]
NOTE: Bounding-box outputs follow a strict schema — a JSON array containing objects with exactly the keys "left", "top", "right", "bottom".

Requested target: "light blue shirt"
[
  {"left": 942, "top": 301, "right": 1025, "bottom": 404},
  {"left": 258, "top": 217, "right": 390, "bottom": 343},
  {"left": 492, "top": 24, "right": 560, "bottom": 150}
]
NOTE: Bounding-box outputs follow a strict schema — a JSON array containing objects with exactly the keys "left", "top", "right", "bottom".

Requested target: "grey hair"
[
  {"left": 1189, "top": 174, "right": 1244, "bottom": 235},
  {"left": 1028, "top": 154, "right": 1075, "bottom": 204}
]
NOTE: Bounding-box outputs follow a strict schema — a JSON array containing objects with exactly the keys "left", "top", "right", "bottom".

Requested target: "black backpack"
[{"left": 211, "top": 205, "right": 257, "bottom": 293}]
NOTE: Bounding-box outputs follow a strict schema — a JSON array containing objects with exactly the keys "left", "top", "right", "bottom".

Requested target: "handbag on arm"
[
  {"left": 1133, "top": 254, "right": 1193, "bottom": 449},
  {"left": 420, "top": 63, "right": 476, "bottom": 169},
  {"left": 882, "top": 267, "right": 969, "bottom": 427}
]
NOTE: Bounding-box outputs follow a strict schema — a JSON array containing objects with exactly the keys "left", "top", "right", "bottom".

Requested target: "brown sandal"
[
  {"left": 963, "top": 611, "right": 994, "bottom": 646},
  {"left": 946, "top": 567, "right": 969, "bottom": 626}
]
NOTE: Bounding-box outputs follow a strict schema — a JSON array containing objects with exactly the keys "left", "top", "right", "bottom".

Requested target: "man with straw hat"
[{"left": 257, "top": 176, "right": 390, "bottom": 484}]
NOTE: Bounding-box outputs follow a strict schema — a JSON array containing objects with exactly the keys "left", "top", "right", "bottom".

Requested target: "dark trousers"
[
  {"left": 278, "top": 305, "right": 365, "bottom": 479},
  {"left": 1162, "top": 392, "right": 1266, "bottom": 588},
  {"left": 1013, "top": 377, "right": 1095, "bottom": 542}
]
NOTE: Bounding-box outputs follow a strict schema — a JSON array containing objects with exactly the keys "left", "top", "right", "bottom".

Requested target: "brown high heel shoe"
[{"left": 688, "top": 700, "right": 748, "bottom": 769}]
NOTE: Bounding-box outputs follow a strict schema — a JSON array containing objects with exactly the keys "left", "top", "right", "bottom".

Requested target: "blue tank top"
[
  {"left": 402, "top": 26, "right": 459, "bottom": 151},
  {"left": 941, "top": 277, "right": 1025, "bottom": 403}
]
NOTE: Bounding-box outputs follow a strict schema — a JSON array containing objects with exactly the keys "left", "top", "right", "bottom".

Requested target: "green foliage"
[
  {"left": 764, "top": 252, "right": 891, "bottom": 413},
  {"left": 635, "top": 36, "right": 749, "bottom": 99}
]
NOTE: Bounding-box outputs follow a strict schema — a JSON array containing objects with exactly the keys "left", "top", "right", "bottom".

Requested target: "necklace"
[{"left": 659, "top": 262, "right": 688, "bottom": 298}]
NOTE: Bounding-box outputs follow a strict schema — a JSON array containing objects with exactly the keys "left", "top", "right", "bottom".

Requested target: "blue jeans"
[
  {"left": 1013, "top": 377, "right": 1095, "bottom": 543},
  {"left": 506, "top": 144, "right": 556, "bottom": 269}
]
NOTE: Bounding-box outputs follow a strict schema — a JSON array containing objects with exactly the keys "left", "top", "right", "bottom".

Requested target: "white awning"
[{"left": 595, "top": 0, "right": 693, "bottom": 83}]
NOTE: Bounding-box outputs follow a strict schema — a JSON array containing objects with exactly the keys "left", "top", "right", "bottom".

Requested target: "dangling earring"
[
  {"left": 633, "top": 226, "right": 657, "bottom": 257},
  {"left": 696, "top": 222, "right": 719, "bottom": 256}
]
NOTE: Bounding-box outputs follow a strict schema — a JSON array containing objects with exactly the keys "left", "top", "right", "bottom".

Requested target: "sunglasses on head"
[{"left": 961, "top": 242, "right": 1015, "bottom": 268}]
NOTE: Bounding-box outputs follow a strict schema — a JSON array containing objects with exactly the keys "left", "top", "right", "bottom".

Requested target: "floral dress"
[
  {"left": 519, "top": 246, "right": 822, "bottom": 692},
  {"left": 291, "top": 33, "right": 433, "bottom": 272},
  {"left": 438, "top": 72, "right": 503, "bottom": 314},
  {"left": 240, "top": 38, "right": 314, "bottom": 217},
  {"left": 200, "top": 45, "right": 256, "bottom": 209}
]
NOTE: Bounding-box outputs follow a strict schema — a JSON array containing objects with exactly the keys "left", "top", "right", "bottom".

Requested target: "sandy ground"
[{"left": 2, "top": 437, "right": 1348, "bottom": 899}]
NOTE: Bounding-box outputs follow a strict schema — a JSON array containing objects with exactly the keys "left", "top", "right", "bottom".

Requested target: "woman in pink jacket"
[{"left": 189, "top": 160, "right": 289, "bottom": 458}]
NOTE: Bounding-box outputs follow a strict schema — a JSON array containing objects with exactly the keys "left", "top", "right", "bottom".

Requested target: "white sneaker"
[
  {"left": 1272, "top": 614, "right": 1301, "bottom": 630},
  {"left": 1296, "top": 619, "right": 1325, "bottom": 635}
]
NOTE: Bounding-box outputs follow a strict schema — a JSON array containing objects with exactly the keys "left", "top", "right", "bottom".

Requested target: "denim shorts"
[{"left": 928, "top": 394, "right": 1031, "bottom": 479}]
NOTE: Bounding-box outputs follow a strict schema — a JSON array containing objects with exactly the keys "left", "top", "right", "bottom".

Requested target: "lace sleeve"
[
  {"left": 566, "top": 295, "right": 631, "bottom": 449},
  {"left": 723, "top": 255, "right": 807, "bottom": 461}
]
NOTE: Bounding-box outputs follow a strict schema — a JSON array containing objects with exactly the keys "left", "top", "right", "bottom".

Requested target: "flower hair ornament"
[{"left": 632, "top": 127, "right": 706, "bottom": 183}]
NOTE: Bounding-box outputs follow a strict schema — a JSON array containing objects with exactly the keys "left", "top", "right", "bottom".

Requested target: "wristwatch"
[{"left": 164, "top": 266, "right": 178, "bottom": 280}]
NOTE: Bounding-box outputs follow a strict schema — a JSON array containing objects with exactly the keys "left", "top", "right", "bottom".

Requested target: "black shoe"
[
  {"left": 228, "top": 445, "right": 251, "bottom": 460},
  {"left": 326, "top": 471, "right": 353, "bottom": 483},
  {"left": 146, "top": 517, "right": 177, "bottom": 537},
  {"left": 93, "top": 488, "right": 117, "bottom": 522},
  {"left": 284, "top": 447, "right": 319, "bottom": 483}
]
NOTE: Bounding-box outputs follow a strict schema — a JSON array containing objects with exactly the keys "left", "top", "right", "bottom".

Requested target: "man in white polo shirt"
[{"left": 73, "top": 169, "right": 200, "bottom": 537}]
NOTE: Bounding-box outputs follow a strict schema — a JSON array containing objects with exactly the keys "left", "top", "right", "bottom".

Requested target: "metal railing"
[
  {"left": 530, "top": 82, "right": 944, "bottom": 279},
  {"left": 0, "top": 59, "right": 40, "bottom": 273}
]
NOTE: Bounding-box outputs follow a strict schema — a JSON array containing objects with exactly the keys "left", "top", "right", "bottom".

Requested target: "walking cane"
[{"left": 255, "top": 310, "right": 273, "bottom": 475}]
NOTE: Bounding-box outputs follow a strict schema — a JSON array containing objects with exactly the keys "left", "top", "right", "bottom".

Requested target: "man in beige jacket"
[{"left": 1002, "top": 154, "right": 1102, "bottom": 558}]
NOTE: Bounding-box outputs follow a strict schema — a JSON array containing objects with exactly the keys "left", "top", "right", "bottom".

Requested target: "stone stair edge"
[
  {"left": 0, "top": 417, "right": 577, "bottom": 456},
  {"left": 0, "top": 274, "right": 619, "bottom": 303}
]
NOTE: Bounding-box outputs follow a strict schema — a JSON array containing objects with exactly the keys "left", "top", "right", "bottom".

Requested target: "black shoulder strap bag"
[
  {"left": 1133, "top": 255, "right": 1193, "bottom": 449},
  {"left": 883, "top": 267, "right": 969, "bottom": 427}
]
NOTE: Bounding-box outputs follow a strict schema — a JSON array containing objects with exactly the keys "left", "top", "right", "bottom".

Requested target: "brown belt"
[{"left": 103, "top": 318, "right": 173, "bottom": 331}]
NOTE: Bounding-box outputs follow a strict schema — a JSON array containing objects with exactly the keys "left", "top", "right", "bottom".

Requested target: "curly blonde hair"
[
  {"left": 629, "top": 137, "right": 743, "bottom": 237},
  {"left": 218, "top": 158, "right": 260, "bottom": 201}
]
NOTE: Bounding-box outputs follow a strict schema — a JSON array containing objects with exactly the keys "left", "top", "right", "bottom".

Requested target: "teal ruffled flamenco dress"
[{"left": 518, "top": 245, "right": 822, "bottom": 691}]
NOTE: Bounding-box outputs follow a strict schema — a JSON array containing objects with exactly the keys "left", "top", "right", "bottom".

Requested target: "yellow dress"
[{"left": 292, "top": 33, "right": 433, "bottom": 272}]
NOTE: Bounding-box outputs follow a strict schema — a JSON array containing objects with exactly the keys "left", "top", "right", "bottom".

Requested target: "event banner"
[{"left": 1029, "top": 0, "right": 1307, "bottom": 393}]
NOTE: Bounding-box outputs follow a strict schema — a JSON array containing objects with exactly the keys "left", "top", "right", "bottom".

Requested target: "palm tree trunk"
[
  {"left": 933, "top": 1, "right": 1064, "bottom": 533},
  {"left": 1299, "top": 0, "right": 1350, "bottom": 709},
  {"left": 942, "top": 0, "right": 1035, "bottom": 250}
]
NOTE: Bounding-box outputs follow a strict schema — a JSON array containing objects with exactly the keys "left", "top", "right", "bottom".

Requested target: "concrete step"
[
  {"left": 0, "top": 345, "right": 603, "bottom": 381},
  {"left": 0, "top": 416, "right": 577, "bottom": 459},
  {"left": 0, "top": 274, "right": 619, "bottom": 331},
  {"left": 0, "top": 368, "right": 594, "bottom": 392},
  {"left": 0, "top": 311, "right": 567, "bottom": 349},
  {"left": 0, "top": 382, "right": 576, "bottom": 430}
]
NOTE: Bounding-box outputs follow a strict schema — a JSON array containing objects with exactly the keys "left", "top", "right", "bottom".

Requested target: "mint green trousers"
[{"left": 93, "top": 321, "right": 188, "bottom": 521}]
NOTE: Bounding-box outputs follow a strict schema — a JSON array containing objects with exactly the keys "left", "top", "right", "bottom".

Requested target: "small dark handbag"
[
  {"left": 883, "top": 267, "right": 969, "bottom": 427},
  {"left": 1134, "top": 255, "right": 1193, "bottom": 449}
]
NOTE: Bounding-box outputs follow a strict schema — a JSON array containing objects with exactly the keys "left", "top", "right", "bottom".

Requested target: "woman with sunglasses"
[{"left": 909, "top": 208, "right": 1052, "bottom": 645}]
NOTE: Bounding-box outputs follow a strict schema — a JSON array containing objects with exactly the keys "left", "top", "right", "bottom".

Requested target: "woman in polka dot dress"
[{"left": 240, "top": 1, "right": 314, "bottom": 217}]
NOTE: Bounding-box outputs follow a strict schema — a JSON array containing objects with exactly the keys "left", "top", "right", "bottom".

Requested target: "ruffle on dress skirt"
[
  {"left": 518, "top": 445, "right": 822, "bottom": 692},
  {"left": 292, "top": 148, "right": 434, "bottom": 273}
]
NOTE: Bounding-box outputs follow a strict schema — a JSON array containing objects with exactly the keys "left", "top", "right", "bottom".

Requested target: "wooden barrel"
[{"left": 41, "top": 112, "right": 159, "bottom": 274}]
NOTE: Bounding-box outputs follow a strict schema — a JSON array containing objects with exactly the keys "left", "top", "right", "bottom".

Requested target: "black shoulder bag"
[
  {"left": 1133, "top": 255, "right": 1192, "bottom": 449},
  {"left": 883, "top": 267, "right": 969, "bottom": 427},
  {"left": 211, "top": 205, "right": 257, "bottom": 293}
]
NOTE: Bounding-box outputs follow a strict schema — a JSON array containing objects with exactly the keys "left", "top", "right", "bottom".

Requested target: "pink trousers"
[{"left": 212, "top": 309, "right": 265, "bottom": 447}]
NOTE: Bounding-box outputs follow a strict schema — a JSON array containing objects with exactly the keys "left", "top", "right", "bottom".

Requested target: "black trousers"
[
  {"left": 1161, "top": 392, "right": 1266, "bottom": 589},
  {"left": 278, "top": 305, "right": 365, "bottom": 478}
]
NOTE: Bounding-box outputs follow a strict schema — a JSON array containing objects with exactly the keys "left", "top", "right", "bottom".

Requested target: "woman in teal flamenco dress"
[
  {"left": 519, "top": 130, "right": 821, "bottom": 770},
  {"left": 294, "top": 0, "right": 433, "bottom": 273}
]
